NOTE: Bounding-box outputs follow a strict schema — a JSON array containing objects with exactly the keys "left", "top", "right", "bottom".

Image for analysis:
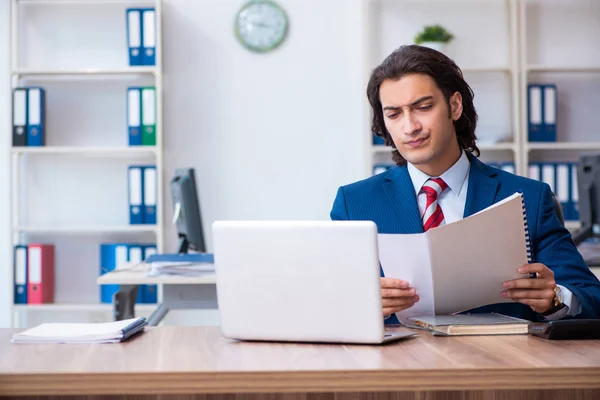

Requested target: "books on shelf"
[
  {"left": 100, "top": 243, "right": 157, "bottom": 304},
  {"left": 12, "top": 87, "right": 46, "bottom": 147},
  {"left": 128, "top": 165, "right": 157, "bottom": 225},
  {"left": 527, "top": 83, "right": 557, "bottom": 142},
  {"left": 11, "top": 317, "right": 147, "bottom": 344},
  {"left": 127, "top": 86, "right": 156, "bottom": 146},
  {"left": 529, "top": 161, "right": 579, "bottom": 221},
  {"left": 13, "top": 244, "right": 55, "bottom": 306},
  {"left": 126, "top": 8, "right": 156, "bottom": 66}
]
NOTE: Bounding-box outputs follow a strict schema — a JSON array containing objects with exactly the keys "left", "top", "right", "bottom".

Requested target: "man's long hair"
[{"left": 367, "top": 45, "right": 479, "bottom": 166}]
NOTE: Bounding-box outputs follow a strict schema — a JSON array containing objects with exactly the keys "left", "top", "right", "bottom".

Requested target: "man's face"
[{"left": 379, "top": 73, "right": 463, "bottom": 172}]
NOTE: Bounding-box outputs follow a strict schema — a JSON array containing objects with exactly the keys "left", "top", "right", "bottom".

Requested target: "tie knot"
[{"left": 422, "top": 177, "right": 448, "bottom": 200}]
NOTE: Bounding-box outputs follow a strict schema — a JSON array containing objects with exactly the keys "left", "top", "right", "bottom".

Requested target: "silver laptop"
[{"left": 212, "top": 220, "right": 417, "bottom": 344}]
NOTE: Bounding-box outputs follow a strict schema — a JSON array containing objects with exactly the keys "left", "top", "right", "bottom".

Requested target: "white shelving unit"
[
  {"left": 519, "top": 0, "right": 600, "bottom": 230},
  {"left": 8, "top": 0, "right": 164, "bottom": 328},
  {"left": 363, "top": 0, "right": 598, "bottom": 230}
]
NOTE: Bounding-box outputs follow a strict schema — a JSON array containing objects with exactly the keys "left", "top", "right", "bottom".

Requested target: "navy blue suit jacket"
[{"left": 330, "top": 153, "right": 600, "bottom": 322}]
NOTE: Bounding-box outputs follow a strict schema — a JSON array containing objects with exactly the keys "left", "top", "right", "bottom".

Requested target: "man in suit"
[{"left": 330, "top": 45, "right": 600, "bottom": 323}]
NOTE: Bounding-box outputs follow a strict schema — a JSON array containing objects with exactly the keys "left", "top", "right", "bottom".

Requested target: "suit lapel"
[
  {"left": 463, "top": 155, "right": 500, "bottom": 218},
  {"left": 382, "top": 167, "right": 424, "bottom": 233}
]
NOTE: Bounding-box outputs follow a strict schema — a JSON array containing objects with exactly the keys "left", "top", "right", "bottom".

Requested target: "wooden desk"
[{"left": 1, "top": 326, "right": 600, "bottom": 400}]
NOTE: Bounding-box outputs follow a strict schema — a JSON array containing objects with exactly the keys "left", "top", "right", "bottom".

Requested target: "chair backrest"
[{"left": 552, "top": 193, "right": 565, "bottom": 227}]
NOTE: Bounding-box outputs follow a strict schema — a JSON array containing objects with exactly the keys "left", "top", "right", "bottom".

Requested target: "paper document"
[
  {"left": 147, "top": 262, "right": 215, "bottom": 277},
  {"left": 11, "top": 317, "right": 147, "bottom": 344},
  {"left": 378, "top": 193, "right": 530, "bottom": 323}
]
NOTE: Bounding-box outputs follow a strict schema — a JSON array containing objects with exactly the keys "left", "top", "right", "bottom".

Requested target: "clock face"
[{"left": 235, "top": 1, "right": 288, "bottom": 53}]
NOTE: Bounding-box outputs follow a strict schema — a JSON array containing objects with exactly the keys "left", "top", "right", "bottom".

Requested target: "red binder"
[{"left": 27, "top": 244, "right": 55, "bottom": 304}]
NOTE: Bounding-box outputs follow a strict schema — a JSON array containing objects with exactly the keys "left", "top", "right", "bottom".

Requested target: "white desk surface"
[{"left": 97, "top": 268, "right": 216, "bottom": 285}]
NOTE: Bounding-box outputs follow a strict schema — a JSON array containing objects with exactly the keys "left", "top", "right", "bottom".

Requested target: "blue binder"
[
  {"left": 142, "top": 245, "right": 158, "bottom": 304},
  {"left": 128, "top": 165, "right": 144, "bottom": 224},
  {"left": 542, "top": 84, "right": 557, "bottom": 142},
  {"left": 127, "top": 87, "right": 142, "bottom": 146},
  {"left": 527, "top": 84, "right": 544, "bottom": 142},
  {"left": 141, "top": 8, "right": 156, "bottom": 66},
  {"left": 27, "top": 87, "right": 45, "bottom": 147},
  {"left": 14, "top": 245, "right": 28, "bottom": 304},
  {"left": 571, "top": 162, "right": 580, "bottom": 221},
  {"left": 100, "top": 244, "right": 129, "bottom": 304},
  {"left": 142, "top": 165, "right": 157, "bottom": 224},
  {"left": 555, "top": 162, "right": 570, "bottom": 221},
  {"left": 372, "top": 133, "right": 385, "bottom": 146},
  {"left": 126, "top": 8, "right": 143, "bottom": 66},
  {"left": 500, "top": 162, "right": 516, "bottom": 175}
]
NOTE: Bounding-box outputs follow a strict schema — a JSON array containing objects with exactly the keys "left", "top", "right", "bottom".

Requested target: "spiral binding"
[{"left": 520, "top": 193, "right": 536, "bottom": 277}]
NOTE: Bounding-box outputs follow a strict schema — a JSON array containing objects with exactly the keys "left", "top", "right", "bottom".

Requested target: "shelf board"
[
  {"left": 15, "top": 225, "right": 158, "bottom": 234},
  {"left": 12, "top": 67, "right": 157, "bottom": 78},
  {"left": 11, "top": 146, "right": 157, "bottom": 156},
  {"left": 372, "top": 142, "right": 515, "bottom": 153},
  {"left": 526, "top": 65, "right": 600, "bottom": 73},
  {"left": 527, "top": 142, "right": 600, "bottom": 151},
  {"left": 478, "top": 142, "right": 516, "bottom": 151},
  {"left": 13, "top": 303, "right": 156, "bottom": 312},
  {"left": 461, "top": 66, "right": 511, "bottom": 74},
  {"left": 17, "top": 0, "right": 155, "bottom": 4}
]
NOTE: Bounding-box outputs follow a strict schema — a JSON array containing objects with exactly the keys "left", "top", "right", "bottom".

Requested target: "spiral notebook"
[{"left": 378, "top": 192, "right": 532, "bottom": 323}]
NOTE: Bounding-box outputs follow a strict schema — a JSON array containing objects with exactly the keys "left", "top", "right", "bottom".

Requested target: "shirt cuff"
[{"left": 543, "top": 285, "right": 582, "bottom": 320}]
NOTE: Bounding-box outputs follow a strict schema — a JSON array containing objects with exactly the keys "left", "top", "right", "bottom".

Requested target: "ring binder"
[{"left": 520, "top": 193, "right": 536, "bottom": 278}]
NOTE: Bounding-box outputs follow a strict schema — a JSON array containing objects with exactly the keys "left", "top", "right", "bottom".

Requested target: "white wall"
[
  {"left": 0, "top": 0, "right": 367, "bottom": 327},
  {"left": 161, "top": 0, "right": 367, "bottom": 253}
]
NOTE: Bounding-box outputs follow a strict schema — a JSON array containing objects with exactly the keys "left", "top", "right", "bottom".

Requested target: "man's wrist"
[{"left": 540, "top": 285, "right": 566, "bottom": 316}]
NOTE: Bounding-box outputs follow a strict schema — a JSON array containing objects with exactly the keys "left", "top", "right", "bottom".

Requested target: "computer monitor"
[
  {"left": 170, "top": 168, "right": 206, "bottom": 254},
  {"left": 572, "top": 153, "right": 600, "bottom": 247}
]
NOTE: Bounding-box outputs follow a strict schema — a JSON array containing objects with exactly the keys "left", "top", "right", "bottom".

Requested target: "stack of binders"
[
  {"left": 529, "top": 162, "right": 579, "bottom": 221},
  {"left": 127, "top": 86, "right": 156, "bottom": 146},
  {"left": 99, "top": 243, "right": 158, "bottom": 304},
  {"left": 128, "top": 165, "right": 157, "bottom": 225},
  {"left": 13, "top": 244, "right": 55, "bottom": 305},
  {"left": 126, "top": 8, "right": 156, "bottom": 66},
  {"left": 12, "top": 87, "right": 46, "bottom": 147},
  {"left": 527, "top": 83, "right": 557, "bottom": 142}
]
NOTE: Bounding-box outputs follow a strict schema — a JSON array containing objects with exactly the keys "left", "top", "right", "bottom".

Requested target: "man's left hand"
[{"left": 502, "top": 263, "right": 557, "bottom": 314}]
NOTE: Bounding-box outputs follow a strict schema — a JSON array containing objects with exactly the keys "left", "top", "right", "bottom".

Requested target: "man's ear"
[{"left": 449, "top": 92, "right": 463, "bottom": 121}]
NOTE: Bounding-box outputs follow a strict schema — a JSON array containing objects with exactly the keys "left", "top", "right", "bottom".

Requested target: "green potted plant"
[{"left": 414, "top": 24, "right": 454, "bottom": 53}]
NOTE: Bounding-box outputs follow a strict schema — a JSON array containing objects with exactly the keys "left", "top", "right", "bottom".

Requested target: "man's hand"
[
  {"left": 502, "top": 263, "right": 557, "bottom": 314},
  {"left": 381, "top": 278, "right": 419, "bottom": 316}
]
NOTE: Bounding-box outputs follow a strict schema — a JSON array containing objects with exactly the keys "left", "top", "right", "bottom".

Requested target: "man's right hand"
[{"left": 381, "top": 278, "right": 419, "bottom": 316}]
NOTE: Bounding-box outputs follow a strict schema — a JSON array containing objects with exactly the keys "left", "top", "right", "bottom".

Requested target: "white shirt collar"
[{"left": 407, "top": 150, "right": 470, "bottom": 196}]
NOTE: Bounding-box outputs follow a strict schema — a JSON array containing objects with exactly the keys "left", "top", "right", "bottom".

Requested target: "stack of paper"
[
  {"left": 148, "top": 262, "right": 215, "bottom": 277},
  {"left": 11, "top": 317, "right": 147, "bottom": 344}
]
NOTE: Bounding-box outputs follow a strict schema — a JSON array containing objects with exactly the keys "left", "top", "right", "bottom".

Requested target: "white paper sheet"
[{"left": 377, "top": 233, "right": 435, "bottom": 323}]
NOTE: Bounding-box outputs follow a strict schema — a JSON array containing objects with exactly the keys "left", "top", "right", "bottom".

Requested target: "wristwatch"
[{"left": 540, "top": 285, "right": 566, "bottom": 316}]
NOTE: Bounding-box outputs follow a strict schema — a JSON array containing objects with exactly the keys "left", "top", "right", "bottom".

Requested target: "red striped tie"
[{"left": 421, "top": 178, "right": 449, "bottom": 232}]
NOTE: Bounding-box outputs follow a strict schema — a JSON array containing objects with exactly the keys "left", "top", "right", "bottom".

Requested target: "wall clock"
[{"left": 235, "top": 0, "right": 289, "bottom": 53}]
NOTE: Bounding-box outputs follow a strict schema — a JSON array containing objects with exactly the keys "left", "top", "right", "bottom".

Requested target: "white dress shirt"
[{"left": 405, "top": 151, "right": 580, "bottom": 319}]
